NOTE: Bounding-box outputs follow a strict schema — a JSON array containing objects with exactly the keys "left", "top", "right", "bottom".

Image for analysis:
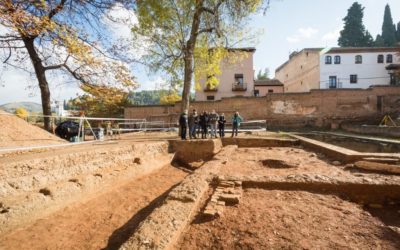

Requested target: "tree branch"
[
  {"left": 196, "top": 27, "right": 215, "bottom": 35},
  {"left": 48, "top": 0, "right": 67, "bottom": 19},
  {"left": 2, "top": 45, "right": 12, "bottom": 63},
  {"left": 44, "top": 55, "right": 70, "bottom": 71}
]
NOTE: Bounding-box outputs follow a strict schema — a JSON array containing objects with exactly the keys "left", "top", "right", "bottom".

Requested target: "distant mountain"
[{"left": 0, "top": 102, "right": 42, "bottom": 113}]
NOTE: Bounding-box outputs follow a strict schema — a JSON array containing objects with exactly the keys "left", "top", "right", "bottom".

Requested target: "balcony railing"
[
  {"left": 203, "top": 85, "right": 218, "bottom": 92},
  {"left": 232, "top": 82, "right": 247, "bottom": 91},
  {"left": 326, "top": 82, "right": 343, "bottom": 89}
]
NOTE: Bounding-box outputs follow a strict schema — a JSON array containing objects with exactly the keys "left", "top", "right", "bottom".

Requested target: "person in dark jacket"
[
  {"left": 218, "top": 113, "right": 226, "bottom": 138},
  {"left": 199, "top": 111, "right": 209, "bottom": 139},
  {"left": 179, "top": 110, "right": 189, "bottom": 140},
  {"left": 188, "top": 109, "right": 199, "bottom": 139},
  {"left": 209, "top": 110, "right": 219, "bottom": 138}
]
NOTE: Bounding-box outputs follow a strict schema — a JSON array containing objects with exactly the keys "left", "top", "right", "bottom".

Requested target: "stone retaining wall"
[
  {"left": 125, "top": 86, "right": 400, "bottom": 129},
  {"left": 341, "top": 123, "right": 400, "bottom": 138}
]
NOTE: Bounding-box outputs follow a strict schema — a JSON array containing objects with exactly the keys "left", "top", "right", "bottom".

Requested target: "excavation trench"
[
  {"left": 121, "top": 139, "right": 400, "bottom": 250},
  {"left": 1, "top": 138, "right": 400, "bottom": 250}
]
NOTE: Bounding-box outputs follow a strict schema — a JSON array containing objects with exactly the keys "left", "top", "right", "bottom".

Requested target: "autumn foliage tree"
[
  {"left": 15, "top": 107, "right": 29, "bottom": 119},
  {"left": 159, "top": 91, "right": 182, "bottom": 105},
  {"left": 0, "top": 0, "right": 136, "bottom": 131},
  {"left": 71, "top": 84, "right": 130, "bottom": 117},
  {"left": 132, "top": 0, "right": 266, "bottom": 112}
]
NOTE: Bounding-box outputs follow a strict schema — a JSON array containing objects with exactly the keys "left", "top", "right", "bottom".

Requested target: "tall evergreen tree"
[
  {"left": 374, "top": 35, "right": 385, "bottom": 47},
  {"left": 364, "top": 31, "right": 374, "bottom": 47},
  {"left": 396, "top": 22, "right": 400, "bottom": 43},
  {"left": 338, "top": 2, "right": 374, "bottom": 47},
  {"left": 381, "top": 4, "right": 397, "bottom": 47}
]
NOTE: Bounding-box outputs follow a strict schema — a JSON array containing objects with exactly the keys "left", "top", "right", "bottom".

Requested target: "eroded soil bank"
[{"left": 0, "top": 164, "right": 187, "bottom": 250}]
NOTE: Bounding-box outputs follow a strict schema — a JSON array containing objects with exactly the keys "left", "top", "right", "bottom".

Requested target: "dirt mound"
[{"left": 0, "top": 110, "right": 64, "bottom": 148}]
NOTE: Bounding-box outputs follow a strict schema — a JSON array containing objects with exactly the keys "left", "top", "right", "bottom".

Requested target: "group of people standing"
[{"left": 178, "top": 109, "right": 243, "bottom": 140}]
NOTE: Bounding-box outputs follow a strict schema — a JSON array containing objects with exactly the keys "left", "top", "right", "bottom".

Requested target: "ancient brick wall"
[{"left": 124, "top": 86, "right": 400, "bottom": 128}]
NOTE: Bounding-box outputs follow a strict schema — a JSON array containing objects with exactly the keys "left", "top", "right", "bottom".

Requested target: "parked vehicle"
[{"left": 55, "top": 121, "right": 80, "bottom": 141}]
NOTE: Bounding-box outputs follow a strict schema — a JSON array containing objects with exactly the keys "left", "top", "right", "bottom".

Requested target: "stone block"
[{"left": 219, "top": 194, "right": 240, "bottom": 205}]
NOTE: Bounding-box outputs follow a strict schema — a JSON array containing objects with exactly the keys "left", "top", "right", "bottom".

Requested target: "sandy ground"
[
  {"left": 179, "top": 189, "right": 400, "bottom": 249},
  {"left": 219, "top": 147, "right": 349, "bottom": 178},
  {"left": 218, "top": 147, "right": 400, "bottom": 182},
  {"left": 0, "top": 111, "right": 64, "bottom": 147},
  {"left": 0, "top": 164, "right": 187, "bottom": 250}
]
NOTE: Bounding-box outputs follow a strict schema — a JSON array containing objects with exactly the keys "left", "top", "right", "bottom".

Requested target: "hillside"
[{"left": 0, "top": 102, "right": 42, "bottom": 113}]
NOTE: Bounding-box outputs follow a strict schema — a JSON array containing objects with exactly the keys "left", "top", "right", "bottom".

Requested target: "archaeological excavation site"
[{"left": 0, "top": 111, "right": 399, "bottom": 250}]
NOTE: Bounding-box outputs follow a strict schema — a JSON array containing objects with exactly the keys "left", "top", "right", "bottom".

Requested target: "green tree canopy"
[
  {"left": 374, "top": 35, "right": 385, "bottom": 47},
  {"left": 338, "top": 2, "right": 373, "bottom": 47},
  {"left": 380, "top": 4, "right": 397, "bottom": 47},
  {"left": 131, "top": 0, "right": 266, "bottom": 112},
  {"left": 256, "top": 68, "right": 270, "bottom": 80},
  {"left": 396, "top": 22, "right": 400, "bottom": 43}
]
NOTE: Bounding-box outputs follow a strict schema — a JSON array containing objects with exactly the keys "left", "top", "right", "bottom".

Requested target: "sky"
[{"left": 1, "top": 0, "right": 400, "bottom": 105}]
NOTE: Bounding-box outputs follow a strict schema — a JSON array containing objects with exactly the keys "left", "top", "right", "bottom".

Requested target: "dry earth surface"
[
  {"left": 0, "top": 111, "right": 64, "bottom": 147},
  {"left": 218, "top": 147, "right": 400, "bottom": 183},
  {"left": 1, "top": 128, "right": 400, "bottom": 250},
  {"left": 0, "top": 164, "right": 187, "bottom": 250},
  {"left": 179, "top": 189, "right": 400, "bottom": 250}
]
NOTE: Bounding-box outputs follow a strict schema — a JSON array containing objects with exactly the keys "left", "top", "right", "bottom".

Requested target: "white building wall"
[
  {"left": 195, "top": 51, "right": 255, "bottom": 101},
  {"left": 320, "top": 51, "right": 399, "bottom": 89}
]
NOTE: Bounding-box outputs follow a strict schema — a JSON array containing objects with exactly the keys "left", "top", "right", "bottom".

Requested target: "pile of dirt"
[{"left": 0, "top": 110, "right": 64, "bottom": 147}]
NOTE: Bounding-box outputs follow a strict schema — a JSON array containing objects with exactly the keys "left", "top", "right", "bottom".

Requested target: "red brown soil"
[
  {"left": 0, "top": 111, "right": 63, "bottom": 147},
  {"left": 179, "top": 189, "right": 400, "bottom": 249},
  {"left": 218, "top": 147, "right": 400, "bottom": 182},
  {"left": 0, "top": 164, "right": 187, "bottom": 250}
]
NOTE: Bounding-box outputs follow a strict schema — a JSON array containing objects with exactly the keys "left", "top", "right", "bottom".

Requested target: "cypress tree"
[
  {"left": 381, "top": 4, "right": 397, "bottom": 47},
  {"left": 364, "top": 31, "right": 374, "bottom": 47},
  {"left": 396, "top": 22, "right": 400, "bottom": 43},
  {"left": 338, "top": 2, "right": 373, "bottom": 47},
  {"left": 374, "top": 35, "right": 385, "bottom": 47}
]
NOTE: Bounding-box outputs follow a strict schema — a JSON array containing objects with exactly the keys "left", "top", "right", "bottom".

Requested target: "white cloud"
[
  {"left": 321, "top": 29, "right": 340, "bottom": 41},
  {"left": 102, "top": 3, "right": 150, "bottom": 59},
  {"left": 321, "top": 24, "right": 343, "bottom": 46},
  {"left": 102, "top": 3, "right": 138, "bottom": 38},
  {"left": 138, "top": 76, "right": 169, "bottom": 91},
  {"left": 286, "top": 27, "right": 319, "bottom": 43}
]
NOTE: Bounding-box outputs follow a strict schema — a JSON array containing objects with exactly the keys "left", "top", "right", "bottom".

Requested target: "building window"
[
  {"left": 268, "top": 89, "right": 274, "bottom": 93},
  {"left": 350, "top": 74, "right": 358, "bottom": 84},
  {"left": 334, "top": 56, "right": 341, "bottom": 64},
  {"left": 325, "top": 56, "right": 332, "bottom": 64},
  {"left": 234, "top": 74, "right": 244, "bottom": 85},
  {"left": 377, "top": 55, "right": 384, "bottom": 63},
  {"left": 254, "top": 90, "right": 260, "bottom": 96},
  {"left": 387, "top": 54, "right": 393, "bottom": 63},
  {"left": 329, "top": 76, "right": 337, "bottom": 88},
  {"left": 207, "top": 96, "right": 215, "bottom": 101},
  {"left": 355, "top": 55, "right": 362, "bottom": 64}
]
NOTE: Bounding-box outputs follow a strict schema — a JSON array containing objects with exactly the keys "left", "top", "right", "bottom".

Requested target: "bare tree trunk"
[
  {"left": 181, "top": 0, "right": 203, "bottom": 112},
  {"left": 23, "top": 37, "right": 52, "bottom": 131}
]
